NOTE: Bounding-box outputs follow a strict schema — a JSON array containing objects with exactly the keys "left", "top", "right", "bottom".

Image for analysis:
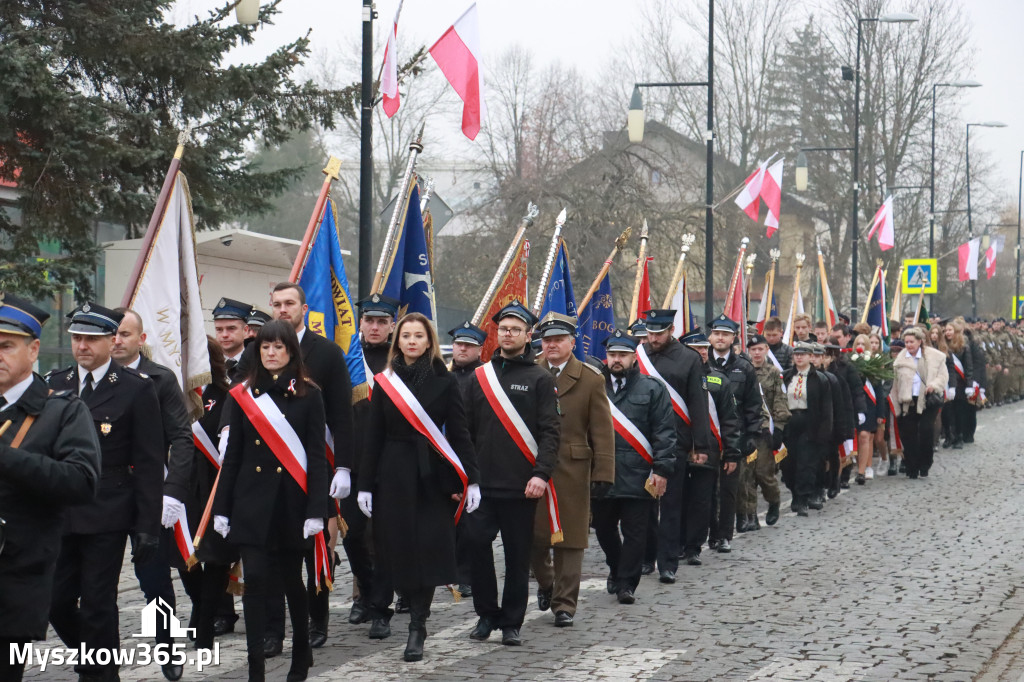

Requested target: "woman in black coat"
[
  {"left": 358, "top": 312, "right": 479, "bottom": 662},
  {"left": 212, "top": 321, "right": 328, "bottom": 682}
]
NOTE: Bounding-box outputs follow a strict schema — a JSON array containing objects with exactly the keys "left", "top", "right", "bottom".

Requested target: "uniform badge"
[
  {"left": 100, "top": 422, "right": 112, "bottom": 435},
  {"left": 66, "top": 371, "right": 74, "bottom": 382},
  {"left": 82, "top": 303, "right": 91, "bottom": 313},
  {"left": 205, "top": 399, "right": 216, "bottom": 411},
  {"left": 108, "top": 372, "right": 118, "bottom": 383}
]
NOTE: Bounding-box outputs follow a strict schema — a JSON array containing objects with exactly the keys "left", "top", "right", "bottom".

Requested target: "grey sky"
[{"left": 172, "top": 0, "right": 1023, "bottom": 206}]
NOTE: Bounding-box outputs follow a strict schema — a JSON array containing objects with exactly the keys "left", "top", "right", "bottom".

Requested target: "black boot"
[
  {"left": 404, "top": 624, "right": 427, "bottom": 662},
  {"left": 286, "top": 644, "right": 312, "bottom": 682},
  {"left": 368, "top": 615, "right": 392, "bottom": 639},
  {"left": 765, "top": 503, "right": 780, "bottom": 526},
  {"left": 736, "top": 514, "right": 750, "bottom": 533},
  {"left": 748, "top": 513, "right": 761, "bottom": 531}
]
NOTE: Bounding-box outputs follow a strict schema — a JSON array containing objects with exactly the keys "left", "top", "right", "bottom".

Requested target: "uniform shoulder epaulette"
[
  {"left": 46, "top": 365, "right": 74, "bottom": 379},
  {"left": 582, "top": 362, "right": 604, "bottom": 377},
  {"left": 119, "top": 366, "right": 151, "bottom": 382},
  {"left": 47, "top": 389, "right": 75, "bottom": 400}
]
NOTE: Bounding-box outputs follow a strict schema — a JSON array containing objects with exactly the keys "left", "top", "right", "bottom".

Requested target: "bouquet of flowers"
[{"left": 848, "top": 347, "right": 894, "bottom": 383}]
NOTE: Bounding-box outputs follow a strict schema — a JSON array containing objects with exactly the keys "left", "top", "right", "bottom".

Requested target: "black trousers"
[
  {"left": 465, "top": 497, "right": 538, "bottom": 629},
  {"left": 267, "top": 543, "right": 332, "bottom": 640},
  {"left": 240, "top": 546, "right": 308, "bottom": 671},
  {"left": 339, "top": 480, "right": 375, "bottom": 603},
  {"left": 710, "top": 462, "right": 741, "bottom": 543},
  {"left": 660, "top": 456, "right": 716, "bottom": 567},
  {"left": 592, "top": 497, "right": 653, "bottom": 592},
  {"left": 656, "top": 453, "right": 686, "bottom": 571},
  {"left": 1, "top": 640, "right": 28, "bottom": 682},
  {"left": 49, "top": 531, "right": 128, "bottom": 676},
  {"left": 643, "top": 504, "right": 658, "bottom": 564},
  {"left": 186, "top": 562, "right": 231, "bottom": 650},
  {"left": 132, "top": 527, "right": 177, "bottom": 646},
  {"left": 898, "top": 403, "right": 940, "bottom": 475},
  {"left": 783, "top": 411, "right": 824, "bottom": 504}
]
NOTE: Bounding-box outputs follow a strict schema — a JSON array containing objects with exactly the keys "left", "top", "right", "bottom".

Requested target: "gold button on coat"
[
  {"left": 255, "top": 439, "right": 261, "bottom": 445},
  {"left": 256, "top": 466, "right": 262, "bottom": 472},
  {"left": 276, "top": 467, "right": 282, "bottom": 473}
]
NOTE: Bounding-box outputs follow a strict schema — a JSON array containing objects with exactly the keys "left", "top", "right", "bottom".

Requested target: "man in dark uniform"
[
  {"left": 111, "top": 308, "right": 195, "bottom": 681},
  {"left": 235, "top": 282, "right": 354, "bottom": 653},
  {"left": 0, "top": 295, "right": 101, "bottom": 682},
  {"left": 782, "top": 343, "right": 833, "bottom": 516},
  {"left": 640, "top": 310, "right": 713, "bottom": 578},
  {"left": 463, "top": 301, "right": 560, "bottom": 646},
  {"left": 213, "top": 298, "right": 251, "bottom": 381},
  {"left": 347, "top": 294, "right": 398, "bottom": 637},
  {"left": 448, "top": 320, "right": 486, "bottom": 596},
  {"left": 706, "top": 315, "right": 761, "bottom": 553},
  {"left": 47, "top": 303, "right": 164, "bottom": 682},
  {"left": 245, "top": 307, "right": 271, "bottom": 341}
]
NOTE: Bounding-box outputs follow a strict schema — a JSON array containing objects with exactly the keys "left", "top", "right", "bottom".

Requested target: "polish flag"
[
  {"left": 734, "top": 165, "right": 764, "bottom": 222},
  {"left": 985, "top": 245, "right": 997, "bottom": 279},
  {"left": 866, "top": 196, "right": 895, "bottom": 251},
  {"left": 754, "top": 274, "right": 771, "bottom": 333},
  {"left": 958, "top": 238, "right": 980, "bottom": 281},
  {"left": 761, "top": 159, "right": 783, "bottom": 238},
  {"left": 429, "top": 3, "right": 485, "bottom": 140},
  {"left": 635, "top": 257, "right": 654, "bottom": 320},
  {"left": 380, "top": 2, "right": 403, "bottom": 117}
]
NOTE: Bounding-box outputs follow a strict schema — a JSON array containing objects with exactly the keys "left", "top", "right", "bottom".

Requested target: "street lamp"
[
  {"left": 930, "top": 80, "right": 982, "bottom": 260},
  {"left": 965, "top": 121, "right": 1008, "bottom": 316},
  {"left": 235, "top": 0, "right": 260, "bottom": 25},
  {"left": 626, "top": 0, "right": 715, "bottom": 324},
  {"left": 1018, "top": 151, "right": 1023, "bottom": 319},
  {"left": 849, "top": 12, "right": 918, "bottom": 320}
]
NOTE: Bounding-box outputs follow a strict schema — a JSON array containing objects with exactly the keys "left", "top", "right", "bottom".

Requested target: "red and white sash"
[
  {"left": 192, "top": 421, "right": 220, "bottom": 470},
  {"left": 864, "top": 380, "right": 877, "bottom": 404},
  {"left": 707, "top": 393, "right": 723, "bottom": 452},
  {"left": 375, "top": 369, "right": 470, "bottom": 522},
  {"left": 952, "top": 354, "right": 966, "bottom": 381},
  {"left": 313, "top": 530, "right": 332, "bottom": 593},
  {"left": 608, "top": 398, "right": 653, "bottom": 465},
  {"left": 363, "top": 357, "right": 375, "bottom": 399},
  {"left": 164, "top": 462, "right": 197, "bottom": 569},
  {"left": 474, "top": 363, "right": 563, "bottom": 543},
  {"left": 636, "top": 344, "right": 691, "bottom": 425},
  {"left": 229, "top": 384, "right": 309, "bottom": 493},
  {"left": 767, "top": 347, "right": 784, "bottom": 375}
]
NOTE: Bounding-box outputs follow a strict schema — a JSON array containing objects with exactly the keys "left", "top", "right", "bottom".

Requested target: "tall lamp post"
[
  {"left": 628, "top": 0, "right": 714, "bottom": 325},
  {"left": 1018, "top": 150, "right": 1024, "bottom": 319},
  {"left": 965, "top": 121, "right": 1008, "bottom": 316},
  {"left": 849, "top": 12, "right": 917, "bottom": 321},
  {"left": 930, "top": 81, "right": 982, "bottom": 260},
  {"left": 358, "top": 0, "right": 377, "bottom": 298}
]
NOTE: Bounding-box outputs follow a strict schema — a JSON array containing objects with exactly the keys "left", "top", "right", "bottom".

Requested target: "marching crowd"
[{"left": 0, "top": 284, "right": 1021, "bottom": 682}]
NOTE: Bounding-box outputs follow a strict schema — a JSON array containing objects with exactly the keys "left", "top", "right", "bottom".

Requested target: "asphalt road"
[{"left": 20, "top": 403, "right": 1024, "bottom": 681}]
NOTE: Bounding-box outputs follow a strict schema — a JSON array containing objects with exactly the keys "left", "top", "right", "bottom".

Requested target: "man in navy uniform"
[
  {"left": 0, "top": 295, "right": 101, "bottom": 682},
  {"left": 245, "top": 307, "right": 271, "bottom": 341},
  {"left": 213, "top": 298, "right": 251, "bottom": 380},
  {"left": 47, "top": 303, "right": 164, "bottom": 682}
]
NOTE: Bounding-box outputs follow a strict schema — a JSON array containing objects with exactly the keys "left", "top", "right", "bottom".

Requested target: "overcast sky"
[{"left": 172, "top": 0, "right": 1024, "bottom": 205}]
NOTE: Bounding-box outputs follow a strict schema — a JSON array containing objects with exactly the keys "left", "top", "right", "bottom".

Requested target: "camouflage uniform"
[{"left": 738, "top": 362, "right": 790, "bottom": 516}]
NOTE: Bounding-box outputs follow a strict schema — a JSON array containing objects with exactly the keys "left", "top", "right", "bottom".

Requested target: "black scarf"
[{"left": 391, "top": 353, "right": 434, "bottom": 391}]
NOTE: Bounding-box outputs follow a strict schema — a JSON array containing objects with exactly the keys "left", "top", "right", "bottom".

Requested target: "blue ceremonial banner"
[
  {"left": 577, "top": 271, "right": 614, "bottom": 361},
  {"left": 539, "top": 240, "right": 578, "bottom": 320},
  {"left": 865, "top": 266, "right": 889, "bottom": 337},
  {"left": 381, "top": 183, "right": 436, "bottom": 320},
  {"left": 298, "top": 197, "right": 368, "bottom": 400}
]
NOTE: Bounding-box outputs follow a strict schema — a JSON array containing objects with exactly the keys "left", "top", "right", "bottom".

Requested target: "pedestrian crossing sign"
[{"left": 901, "top": 259, "right": 938, "bottom": 294}]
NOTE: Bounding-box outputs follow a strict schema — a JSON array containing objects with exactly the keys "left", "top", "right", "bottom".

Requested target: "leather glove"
[
  {"left": 303, "top": 517, "right": 324, "bottom": 538},
  {"left": 329, "top": 468, "right": 351, "bottom": 499},
  {"left": 857, "top": 413, "right": 866, "bottom": 425},
  {"left": 590, "top": 481, "right": 612, "bottom": 499},
  {"left": 132, "top": 532, "right": 160, "bottom": 565},
  {"left": 357, "top": 491, "right": 373, "bottom": 518},
  {"left": 160, "top": 495, "right": 185, "bottom": 529},
  {"left": 465, "top": 484, "right": 481, "bottom": 514},
  {"left": 214, "top": 515, "right": 231, "bottom": 539},
  {"left": 772, "top": 430, "right": 785, "bottom": 451}
]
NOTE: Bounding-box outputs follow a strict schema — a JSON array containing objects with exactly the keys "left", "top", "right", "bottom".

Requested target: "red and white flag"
[
  {"left": 958, "top": 238, "right": 980, "bottom": 281},
  {"left": 761, "top": 159, "right": 783, "bottom": 237},
  {"left": 734, "top": 165, "right": 764, "bottom": 222},
  {"left": 429, "top": 3, "right": 485, "bottom": 140},
  {"left": 985, "top": 244, "right": 997, "bottom": 279},
  {"left": 380, "top": 1, "right": 403, "bottom": 117},
  {"left": 754, "top": 274, "right": 772, "bottom": 333},
  {"left": 866, "top": 196, "right": 895, "bottom": 251},
  {"left": 635, "top": 256, "right": 654, "bottom": 321}
]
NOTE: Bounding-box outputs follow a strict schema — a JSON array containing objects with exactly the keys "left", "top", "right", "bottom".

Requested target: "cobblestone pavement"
[{"left": 20, "top": 405, "right": 1024, "bottom": 681}]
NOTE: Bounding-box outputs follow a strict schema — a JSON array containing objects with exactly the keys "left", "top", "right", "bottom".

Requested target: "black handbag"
[{"left": 916, "top": 351, "right": 944, "bottom": 410}]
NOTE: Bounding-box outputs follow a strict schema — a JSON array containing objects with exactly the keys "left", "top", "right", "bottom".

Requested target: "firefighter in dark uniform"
[
  {"left": 213, "top": 298, "right": 252, "bottom": 382},
  {"left": 246, "top": 308, "right": 271, "bottom": 341},
  {"left": 348, "top": 294, "right": 399, "bottom": 637},
  {"left": 705, "top": 315, "right": 762, "bottom": 554},
  {"left": 448, "top": 320, "right": 487, "bottom": 596},
  {"left": 0, "top": 295, "right": 101, "bottom": 682},
  {"left": 111, "top": 308, "right": 194, "bottom": 681},
  {"left": 47, "top": 303, "right": 164, "bottom": 682}
]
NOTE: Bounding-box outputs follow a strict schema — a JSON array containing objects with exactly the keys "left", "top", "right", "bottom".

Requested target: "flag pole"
[
  {"left": 722, "top": 237, "right": 750, "bottom": 316},
  {"left": 471, "top": 203, "right": 539, "bottom": 325},
  {"left": 766, "top": 249, "right": 779, "bottom": 319},
  {"left": 859, "top": 260, "right": 882, "bottom": 326},
  {"left": 628, "top": 219, "right": 650, "bottom": 325},
  {"left": 889, "top": 265, "right": 904, "bottom": 322},
  {"left": 120, "top": 130, "right": 191, "bottom": 307},
  {"left": 289, "top": 157, "right": 343, "bottom": 283},
  {"left": 662, "top": 233, "right": 697, "bottom": 307},
  {"left": 742, "top": 252, "right": 756, "bottom": 347},
  {"left": 372, "top": 125, "right": 425, "bottom": 294},
  {"left": 531, "top": 208, "right": 568, "bottom": 316},
  {"left": 578, "top": 227, "right": 631, "bottom": 312},
  {"left": 783, "top": 253, "right": 806, "bottom": 345},
  {"left": 914, "top": 275, "right": 928, "bottom": 324}
]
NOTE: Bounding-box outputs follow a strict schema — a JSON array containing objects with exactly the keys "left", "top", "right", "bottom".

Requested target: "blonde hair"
[
  {"left": 388, "top": 313, "right": 443, "bottom": 366},
  {"left": 853, "top": 334, "right": 871, "bottom": 350},
  {"left": 794, "top": 313, "right": 813, "bottom": 326},
  {"left": 946, "top": 320, "right": 966, "bottom": 353}
]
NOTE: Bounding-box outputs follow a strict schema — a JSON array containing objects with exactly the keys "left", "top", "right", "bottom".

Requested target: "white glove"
[
  {"left": 217, "top": 426, "right": 230, "bottom": 466},
  {"left": 214, "top": 515, "right": 230, "bottom": 538},
  {"left": 303, "top": 517, "right": 324, "bottom": 538},
  {"left": 857, "top": 413, "right": 865, "bottom": 425},
  {"left": 966, "top": 386, "right": 976, "bottom": 398},
  {"left": 357, "top": 491, "right": 373, "bottom": 518},
  {"left": 465, "top": 483, "right": 481, "bottom": 514},
  {"left": 329, "top": 468, "right": 352, "bottom": 499},
  {"left": 946, "top": 387, "right": 956, "bottom": 400},
  {"left": 161, "top": 496, "right": 186, "bottom": 529}
]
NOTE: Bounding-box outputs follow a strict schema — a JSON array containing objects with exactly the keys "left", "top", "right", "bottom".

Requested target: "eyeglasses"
[{"left": 497, "top": 326, "right": 526, "bottom": 337}]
